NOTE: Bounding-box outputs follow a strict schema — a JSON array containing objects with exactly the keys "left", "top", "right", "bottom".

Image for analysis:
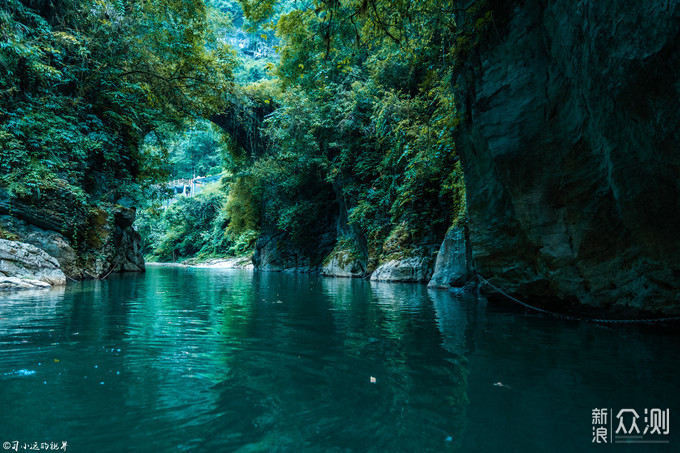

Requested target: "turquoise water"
[{"left": 0, "top": 267, "right": 678, "bottom": 452}]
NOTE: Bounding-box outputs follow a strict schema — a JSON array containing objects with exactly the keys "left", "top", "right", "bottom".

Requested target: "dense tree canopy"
[
  {"left": 0, "top": 0, "right": 234, "bottom": 205},
  {"left": 213, "top": 0, "right": 471, "bottom": 265},
  {"left": 3, "top": 0, "right": 476, "bottom": 267}
]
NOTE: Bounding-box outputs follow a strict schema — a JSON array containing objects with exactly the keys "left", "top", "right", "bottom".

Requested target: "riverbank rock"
[
  {"left": 94, "top": 206, "right": 145, "bottom": 275},
  {"left": 428, "top": 224, "right": 471, "bottom": 289},
  {"left": 0, "top": 239, "right": 66, "bottom": 289},
  {"left": 452, "top": 0, "right": 680, "bottom": 313},
  {"left": 370, "top": 257, "right": 434, "bottom": 283},
  {"left": 0, "top": 215, "right": 78, "bottom": 277},
  {"left": 321, "top": 247, "right": 366, "bottom": 278},
  {"left": 0, "top": 190, "right": 145, "bottom": 279}
]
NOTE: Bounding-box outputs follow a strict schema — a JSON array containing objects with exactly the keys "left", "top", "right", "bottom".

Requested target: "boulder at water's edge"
[{"left": 0, "top": 238, "right": 66, "bottom": 289}]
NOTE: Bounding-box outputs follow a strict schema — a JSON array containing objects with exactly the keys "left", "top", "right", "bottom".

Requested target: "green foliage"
[
  {"left": 236, "top": 0, "right": 276, "bottom": 26},
  {"left": 228, "top": 0, "right": 469, "bottom": 259},
  {"left": 225, "top": 175, "right": 261, "bottom": 234},
  {"left": 139, "top": 177, "right": 263, "bottom": 261},
  {"left": 0, "top": 0, "right": 235, "bottom": 214},
  {"left": 3, "top": 0, "right": 472, "bottom": 266},
  {"left": 0, "top": 225, "right": 20, "bottom": 241},
  {"left": 210, "top": 0, "right": 296, "bottom": 85},
  {"left": 141, "top": 120, "right": 229, "bottom": 180},
  {"left": 140, "top": 183, "right": 229, "bottom": 261}
]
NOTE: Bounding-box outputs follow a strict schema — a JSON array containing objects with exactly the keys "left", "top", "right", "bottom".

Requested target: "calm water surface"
[{"left": 1, "top": 267, "right": 678, "bottom": 452}]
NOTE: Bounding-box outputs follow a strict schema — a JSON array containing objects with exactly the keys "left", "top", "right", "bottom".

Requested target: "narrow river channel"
[{"left": 1, "top": 267, "right": 678, "bottom": 452}]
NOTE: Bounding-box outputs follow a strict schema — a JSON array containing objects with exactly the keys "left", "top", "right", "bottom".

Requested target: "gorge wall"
[
  {"left": 453, "top": 0, "right": 680, "bottom": 313},
  {"left": 0, "top": 189, "right": 144, "bottom": 280}
]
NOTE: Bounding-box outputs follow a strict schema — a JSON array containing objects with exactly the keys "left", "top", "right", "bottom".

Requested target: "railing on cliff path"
[{"left": 165, "top": 174, "right": 225, "bottom": 199}]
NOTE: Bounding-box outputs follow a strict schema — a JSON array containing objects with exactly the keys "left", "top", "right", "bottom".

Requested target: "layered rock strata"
[{"left": 0, "top": 239, "right": 66, "bottom": 289}]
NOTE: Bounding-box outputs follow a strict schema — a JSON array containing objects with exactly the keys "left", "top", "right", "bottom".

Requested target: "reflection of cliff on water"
[
  {"left": 3, "top": 268, "right": 679, "bottom": 452},
  {"left": 0, "top": 285, "right": 66, "bottom": 342},
  {"left": 188, "top": 276, "right": 471, "bottom": 451},
  {"left": 429, "top": 288, "right": 489, "bottom": 358},
  {"left": 447, "top": 294, "right": 680, "bottom": 452}
]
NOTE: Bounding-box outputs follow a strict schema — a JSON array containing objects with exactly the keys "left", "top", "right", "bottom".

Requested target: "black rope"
[{"left": 475, "top": 274, "right": 680, "bottom": 324}]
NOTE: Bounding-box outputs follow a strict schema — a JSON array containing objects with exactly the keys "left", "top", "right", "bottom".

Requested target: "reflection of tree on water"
[
  {"left": 4, "top": 269, "right": 680, "bottom": 452},
  {"left": 0, "top": 272, "right": 477, "bottom": 451},
  {"left": 198, "top": 276, "right": 471, "bottom": 451}
]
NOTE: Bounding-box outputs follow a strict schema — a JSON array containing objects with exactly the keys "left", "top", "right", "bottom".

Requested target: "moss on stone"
[
  {"left": 379, "top": 223, "right": 419, "bottom": 263},
  {"left": 323, "top": 236, "right": 364, "bottom": 268},
  {"left": 0, "top": 226, "right": 19, "bottom": 242}
]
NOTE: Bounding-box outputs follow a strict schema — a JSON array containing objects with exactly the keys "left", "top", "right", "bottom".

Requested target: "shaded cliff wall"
[{"left": 454, "top": 0, "right": 680, "bottom": 313}]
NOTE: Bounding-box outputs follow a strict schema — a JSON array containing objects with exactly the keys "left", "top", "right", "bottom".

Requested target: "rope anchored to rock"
[{"left": 475, "top": 273, "right": 680, "bottom": 324}]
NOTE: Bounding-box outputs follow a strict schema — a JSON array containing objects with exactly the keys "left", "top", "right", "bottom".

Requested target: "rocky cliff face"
[
  {"left": 453, "top": 0, "right": 680, "bottom": 313},
  {"left": 428, "top": 223, "right": 472, "bottom": 289},
  {"left": 0, "top": 190, "right": 144, "bottom": 279},
  {"left": 321, "top": 247, "right": 367, "bottom": 278},
  {"left": 0, "top": 238, "right": 66, "bottom": 289},
  {"left": 253, "top": 230, "right": 336, "bottom": 273},
  {"left": 370, "top": 257, "right": 434, "bottom": 283}
]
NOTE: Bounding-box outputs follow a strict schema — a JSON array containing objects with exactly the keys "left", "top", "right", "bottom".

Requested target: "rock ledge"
[{"left": 0, "top": 238, "right": 66, "bottom": 290}]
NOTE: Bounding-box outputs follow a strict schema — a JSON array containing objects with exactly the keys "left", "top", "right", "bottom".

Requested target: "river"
[{"left": 1, "top": 267, "right": 678, "bottom": 452}]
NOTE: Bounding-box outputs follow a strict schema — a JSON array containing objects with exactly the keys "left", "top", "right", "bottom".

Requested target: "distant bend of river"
[{"left": 1, "top": 267, "right": 678, "bottom": 452}]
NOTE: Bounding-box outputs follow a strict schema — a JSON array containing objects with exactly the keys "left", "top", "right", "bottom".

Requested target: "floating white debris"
[
  {"left": 3, "top": 369, "right": 37, "bottom": 376},
  {"left": 370, "top": 376, "right": 377, "bottom": 384}
]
